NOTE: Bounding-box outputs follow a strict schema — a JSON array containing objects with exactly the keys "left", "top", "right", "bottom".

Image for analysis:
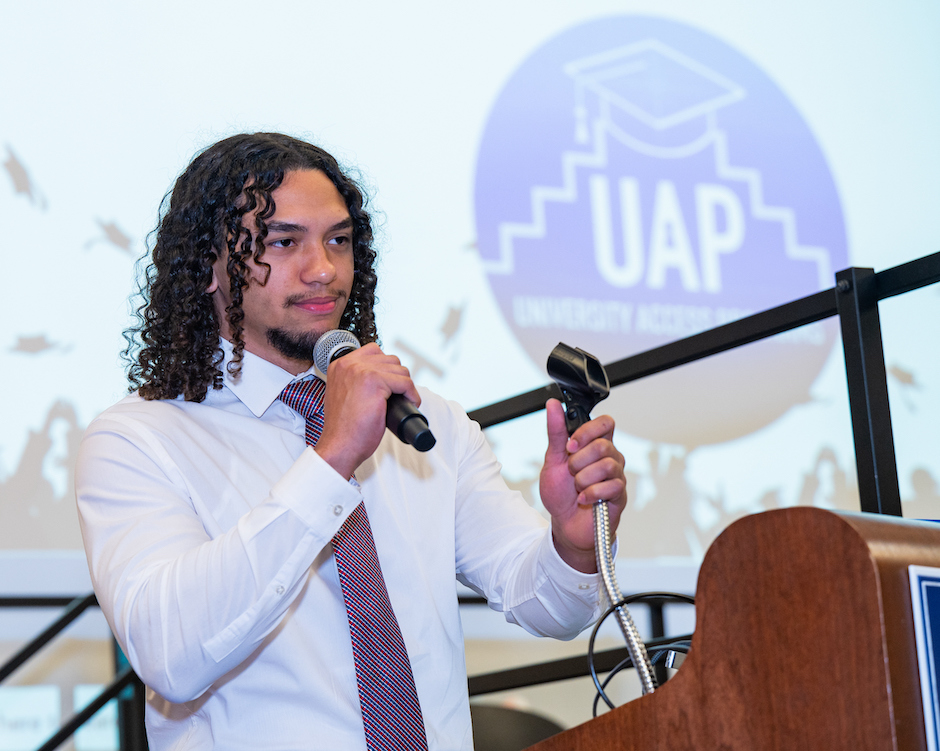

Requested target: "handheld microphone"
[{"left": 313, "top": 330, "right": 436, "bottom": 452}]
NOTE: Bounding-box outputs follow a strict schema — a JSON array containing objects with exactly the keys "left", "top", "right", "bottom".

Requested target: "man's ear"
[{"left": 206, "top": 264, "right": 220, "bottom": 294}]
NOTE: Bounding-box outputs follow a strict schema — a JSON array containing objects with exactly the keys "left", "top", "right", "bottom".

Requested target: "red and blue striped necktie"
[{"left": 279, "top": 378, "right": 428, "bottom": 751}]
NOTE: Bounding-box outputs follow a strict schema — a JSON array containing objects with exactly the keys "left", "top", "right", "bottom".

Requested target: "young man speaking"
[{"left": 76, "top": 132, "right": 627, "bottom": 750}]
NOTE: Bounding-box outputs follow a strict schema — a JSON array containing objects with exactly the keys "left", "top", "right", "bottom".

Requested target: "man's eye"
[
  {"left": 269, "top": 238, "right": 294, "bottom": 248},
  {"left": 329, "top": 235, "right": 352, "bottom": 246}
]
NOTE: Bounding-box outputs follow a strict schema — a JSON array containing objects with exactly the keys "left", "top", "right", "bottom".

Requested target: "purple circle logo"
[{"left": 475, "top": 16, "right": 848, "bottom": 447}]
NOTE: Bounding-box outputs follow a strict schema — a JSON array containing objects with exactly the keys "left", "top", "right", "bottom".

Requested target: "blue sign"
[
  {"left": 475, "top": 17, "right": 848, "bottom": 446},
  {"left": 911, "top": 565, "right": 940, "bottom": 751}
]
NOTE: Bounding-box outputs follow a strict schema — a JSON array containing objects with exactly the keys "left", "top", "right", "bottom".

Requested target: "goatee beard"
[{"left": 266, "top": 328, "right": 322, "bottom": 364}]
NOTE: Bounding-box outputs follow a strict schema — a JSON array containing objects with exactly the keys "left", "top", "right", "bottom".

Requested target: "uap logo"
[{"left": 474, "top": 16, "right": 848, "bottom": 447}]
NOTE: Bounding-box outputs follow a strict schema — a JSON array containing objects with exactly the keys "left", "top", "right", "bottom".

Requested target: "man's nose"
[{"left": 299, "top": 245, "right": 336, "bottom": 284}]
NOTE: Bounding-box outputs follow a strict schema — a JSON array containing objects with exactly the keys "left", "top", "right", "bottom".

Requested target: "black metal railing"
[
  {"left": 0, "top": 595, "right": 98, "bottom": 684},
  {"left": 469, "top": 252, "right": 940, "bottom": 517},
  {"left": 4, "top": 250, "right": 938, "bottom": 748},
  {"left": 0, "top": 596, "right": 147, "bottom": 751},
  {"left": 36, "top": 667, "right": 139, "bottom": 751}
]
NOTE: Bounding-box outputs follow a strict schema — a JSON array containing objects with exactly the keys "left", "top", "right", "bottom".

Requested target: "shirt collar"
[{"left": 219, "top": 339, "right": 320, "bottom": 418}]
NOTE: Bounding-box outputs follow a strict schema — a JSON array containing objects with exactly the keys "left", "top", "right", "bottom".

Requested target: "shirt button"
[
  {"left": 578, "top": 583, "right": 591, "bottom": 590},
  {"left": 333, "top": 505, "right": 344, "bottom": 516},
  {"left": 275, "top": 585, "right": 285, "bottom": 595}
]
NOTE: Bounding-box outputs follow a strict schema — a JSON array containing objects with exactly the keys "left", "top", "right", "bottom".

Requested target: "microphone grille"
[{"left": 314, "top": 329, "right": 361, "bottom": 375}]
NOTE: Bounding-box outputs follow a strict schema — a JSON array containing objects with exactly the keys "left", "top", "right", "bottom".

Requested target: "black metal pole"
[
  {"left": 835, "top": 267, "right": 902, "bottom": 516},
  {"left": 467, "top": 633, "right": 693, "bottom": 696},
  {"left": 648, "top": 602, "right": 668, "bottom": 686},
  {"left": 113, "top": 639, "right": 149, "bottom": 750}
]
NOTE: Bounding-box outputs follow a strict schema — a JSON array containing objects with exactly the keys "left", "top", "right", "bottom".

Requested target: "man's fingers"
[
  {"left": 566, "top": 414, "right": 616, "bottom": 452},
  {"left": 576, "top": 478, "right": 627, "bottom": 506},
  {"left": 328, "top": 345, "right": 420, "bottom": 405},
  {"left": 567, "top": 437, "right": 624, "bottom": 476},
  {"left": 572, "top": 456, "right": 626, "bottom": 497}
]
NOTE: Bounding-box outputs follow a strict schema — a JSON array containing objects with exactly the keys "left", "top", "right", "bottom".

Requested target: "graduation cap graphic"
[
  {"left": 474, "top": 17, "right": 847, "bottom": 448},
  {"left": 564, "top": 40, "right": 746, "bottom": 146}
]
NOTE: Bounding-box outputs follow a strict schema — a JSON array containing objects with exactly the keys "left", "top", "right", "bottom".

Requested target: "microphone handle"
[
  {"left": 387, "top": 394, "right": 436, "bottom": 452},
  {"left": 326, "top": 343, "right": 436, "bottom": 452}
]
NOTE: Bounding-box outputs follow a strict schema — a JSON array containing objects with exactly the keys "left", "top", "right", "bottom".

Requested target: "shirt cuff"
[
  {"left": 541, "top": 524, "right": 619, "bottom": 598},
  {"left": 269, "top": 446, "right": 361, "bottom": 534}
]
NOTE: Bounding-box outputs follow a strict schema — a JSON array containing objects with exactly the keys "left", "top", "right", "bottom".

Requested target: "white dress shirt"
[{"left": 76, "top": 347, "right": 604, "bottom": 750}]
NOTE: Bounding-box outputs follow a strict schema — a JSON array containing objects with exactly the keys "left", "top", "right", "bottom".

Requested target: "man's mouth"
[{"left": 286, "top": 293, "right": 347, "bottom": 315}]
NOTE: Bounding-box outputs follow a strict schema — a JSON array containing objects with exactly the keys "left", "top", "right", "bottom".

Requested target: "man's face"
[{"left": 209, "top": 169, "right": 355, "bottom": 374}]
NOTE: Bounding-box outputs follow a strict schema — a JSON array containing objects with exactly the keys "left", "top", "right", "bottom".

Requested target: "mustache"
[{"left": 282, "top": 289, "right": 349, "bottom": 309}]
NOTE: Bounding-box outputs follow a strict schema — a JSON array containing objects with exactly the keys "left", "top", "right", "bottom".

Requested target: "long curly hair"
[{"left": 125, "top": 133, "right": 378, "bottom": 402}]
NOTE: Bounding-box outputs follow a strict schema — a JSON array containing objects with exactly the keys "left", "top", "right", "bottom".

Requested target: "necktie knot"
[{"left": 278, "top": 378, "right": 326, "bottom": 447}]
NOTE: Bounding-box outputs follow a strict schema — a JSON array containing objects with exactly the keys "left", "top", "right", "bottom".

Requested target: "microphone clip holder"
[
  {"left": 546, "top": 341, "right": 658, "bottom": 696},
  {"left": 546, "top": 343, "right": 610, "bottom": 436}
]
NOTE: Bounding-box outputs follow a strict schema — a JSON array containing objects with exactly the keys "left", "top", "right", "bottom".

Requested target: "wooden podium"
[{"left": 530, "top": 507, "right": 940, "bottom": 751}]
